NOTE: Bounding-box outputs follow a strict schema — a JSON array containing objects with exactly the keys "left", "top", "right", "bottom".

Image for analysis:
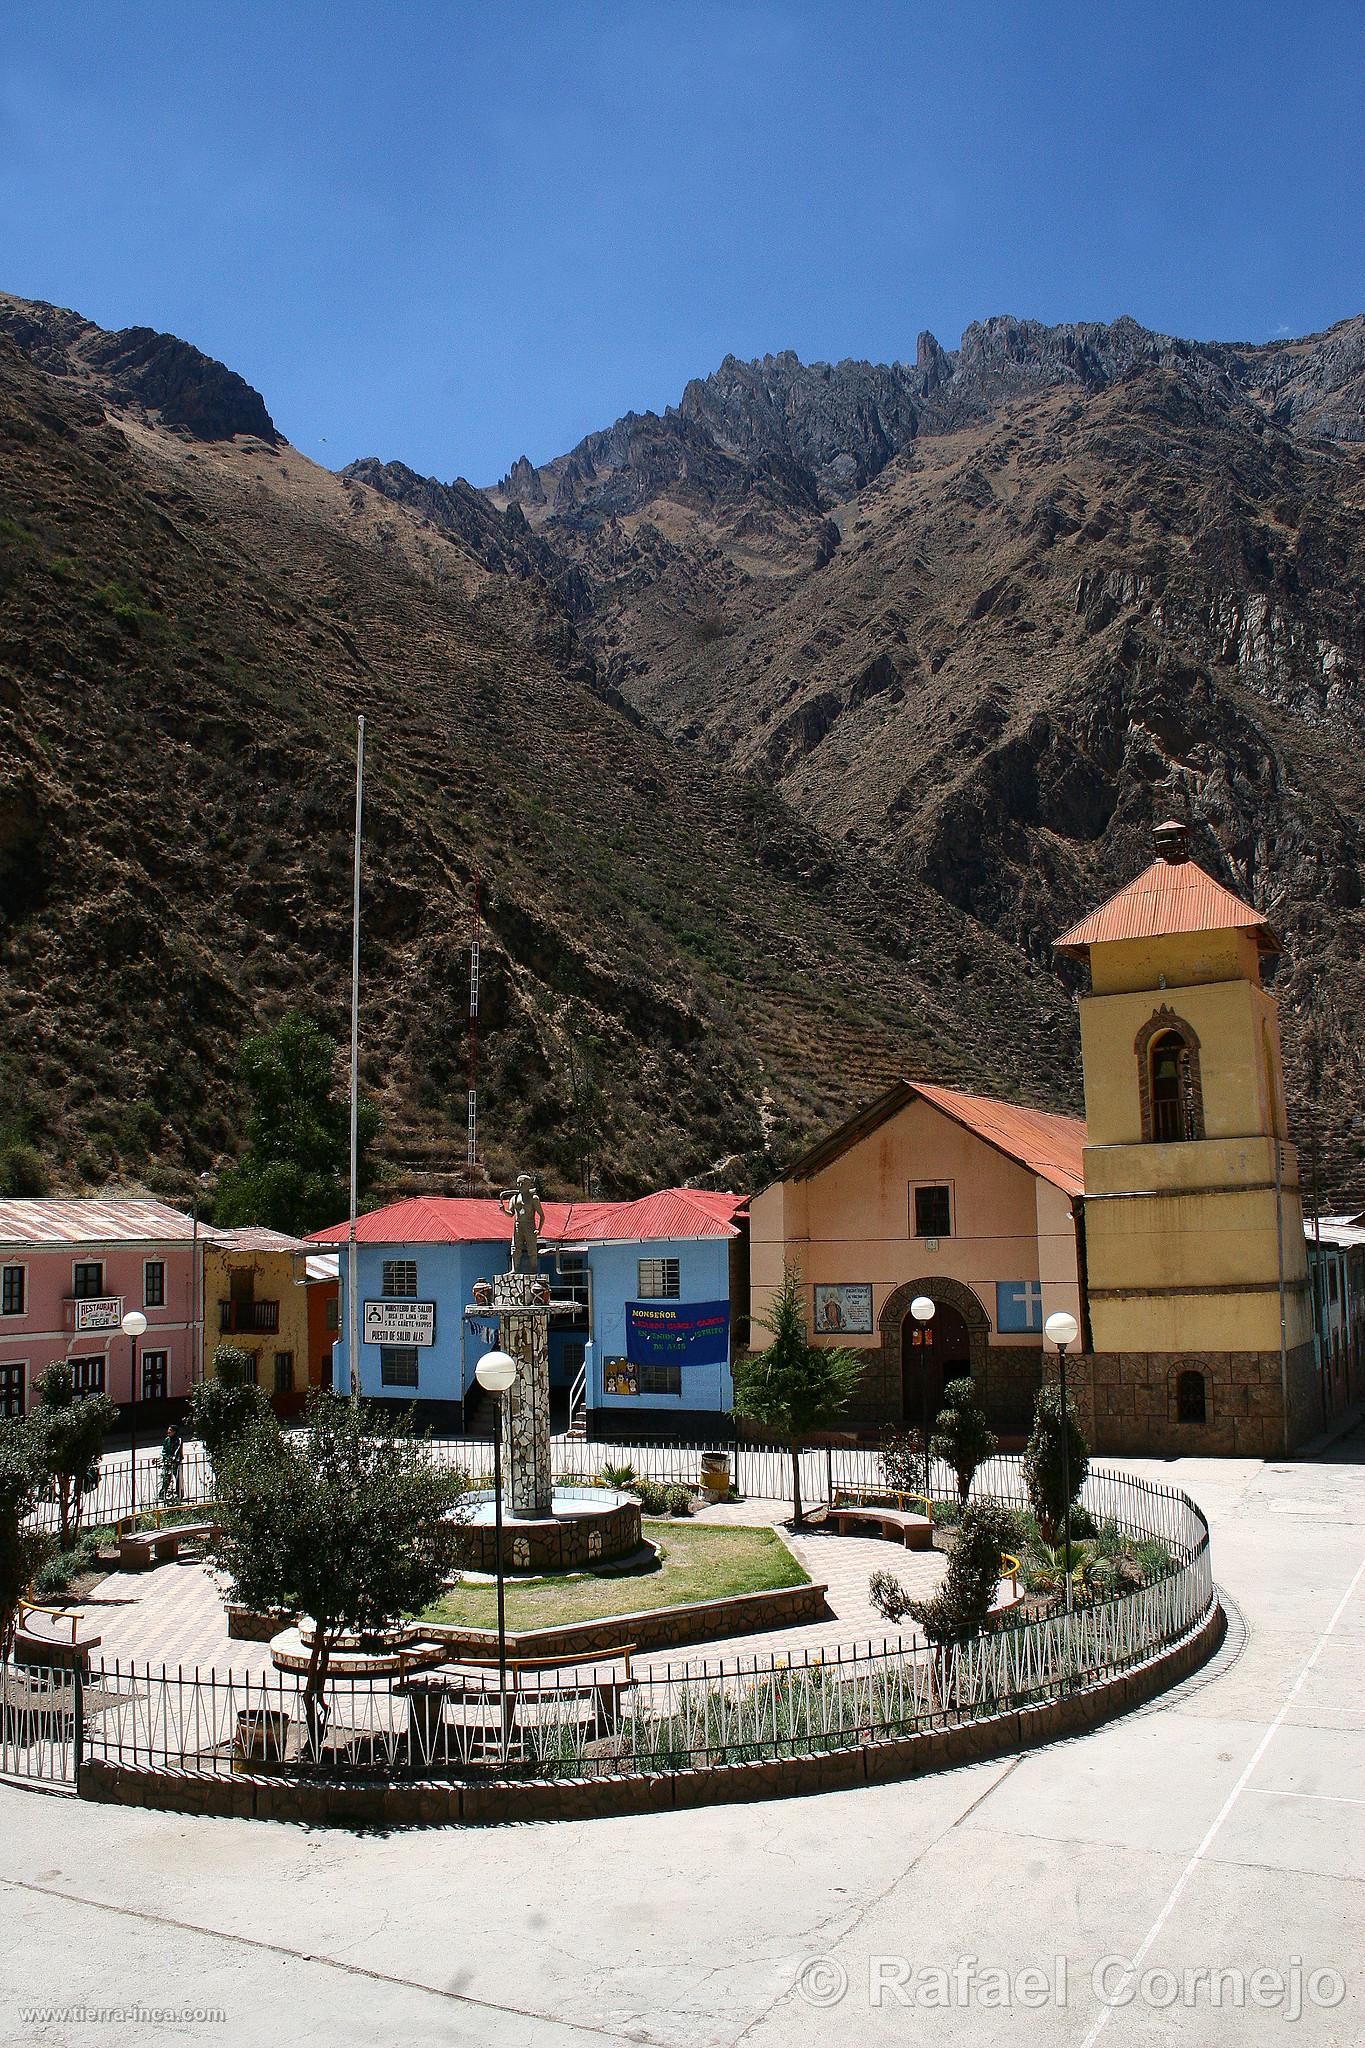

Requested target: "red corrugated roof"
[
  {"left": 309, "top": 1188, "right": 743, "bottom": 1248},
  {"left": 1054, "top": 858, "right": 1278, "bottom": 955},
  {"left": 909, "top": 1083, "right": 1087, "bottom": 1198},
  {"left": 0, "top": 1196, "right": 201, "bottom": 1247}
]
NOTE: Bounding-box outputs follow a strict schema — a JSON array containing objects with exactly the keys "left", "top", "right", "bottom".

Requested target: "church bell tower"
[{"left": 1054, "top": 823, "right": 1316, "bottom": 1454}]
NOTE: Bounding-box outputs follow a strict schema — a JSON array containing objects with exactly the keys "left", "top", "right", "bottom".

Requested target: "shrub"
[
  {"left": 33, "top": 1363, "right": 117, "bottom": 1546},
  {"left": 601, "top": 1461, "right": 637, "bottom": 1489},
  {"left": 664, "top": 1483, "right": 692, "bottom": 1517},
  {"left": 189, "top": 1348, "right": 274, "bottom": 1472},
  {"left": 1023, "top": 1383, "right": 1089, "bottom": 1543},
  {"left": 629, "top": 1478, "right": 670, "bottom": 1516},
  {"left": 871, "top": 1501, "right": 1023, "bottom": 1644},
  {"left": 879, "top": 1428, "right": 925, "bottom": 1498},
  {"left": 929, "top": 1378, "right": 997, "bottom": 1504},
  {"left": 0, "top": 1142, "right": 48, "bottom": 1198}
]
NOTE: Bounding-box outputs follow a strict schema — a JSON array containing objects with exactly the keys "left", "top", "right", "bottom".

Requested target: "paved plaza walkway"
[
  {"left": 4, "top": 1434, "right": 1362, "bottom": 2047},
  {"left": 77, "top": 1498, "right": 945, "bottom": 1678}
]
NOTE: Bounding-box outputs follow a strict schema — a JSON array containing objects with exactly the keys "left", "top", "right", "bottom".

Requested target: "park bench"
[
  {"left": 116, "top": 1509, "right": 218, "bottom": 1571},
  {"left": 13, "top": 1598, "right": 102, "bottom": 1674},
  {"left": 813, "top": 1487, "right": 934, "bottom": 1550}
]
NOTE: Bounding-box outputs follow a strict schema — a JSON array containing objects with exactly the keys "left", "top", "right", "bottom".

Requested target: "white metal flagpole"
[{"left": 348, "top": 714, "right": 365, "bottom": 1400}]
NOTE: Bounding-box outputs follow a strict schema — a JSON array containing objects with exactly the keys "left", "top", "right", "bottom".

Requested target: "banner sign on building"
[
  {"left": 72, "top": 1298, "right": 124, "bottom": 1332},
  {"left": 626, "top": 1300, "right": 728, "bottom": 1367},
  {"left": 363, "top": 1300, "right": 437, "bottom": 1347},
  {"left": 813, "top": 1283, "right": 873, "bottom": 1334}
]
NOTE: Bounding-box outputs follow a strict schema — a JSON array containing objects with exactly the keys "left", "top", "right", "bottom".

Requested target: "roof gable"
[{"left": 780, "top": 1081, "right": 1086, "bottom": 1198}]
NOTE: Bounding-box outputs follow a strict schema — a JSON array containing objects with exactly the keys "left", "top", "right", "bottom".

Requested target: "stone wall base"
[
  {"left": 843, "top": 1342, "right": 1043, "bottom": 1436},
  {"left": 78, "top": 1601, "right": 1223, "bottom": 1827},
  {"left": 1056, "top": 1343, "right": 1320, "bottom": 1456}
]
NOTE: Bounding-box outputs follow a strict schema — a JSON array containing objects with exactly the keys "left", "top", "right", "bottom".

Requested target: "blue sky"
[{"left": 2, "top": 2, "right": 1361, "bottom": 483}]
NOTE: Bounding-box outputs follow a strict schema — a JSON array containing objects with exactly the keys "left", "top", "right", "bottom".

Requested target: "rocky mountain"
[
  {"left": 349, "top": 312, "right": 1365, "bottom": 1203},
  {"left": 0, "top": 295, "right": 1081, "bottom": 1206}
]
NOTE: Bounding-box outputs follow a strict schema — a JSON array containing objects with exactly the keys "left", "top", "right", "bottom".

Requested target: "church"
[{"left": 749, "top": 823, "right": 1320, "bottom": 1456}]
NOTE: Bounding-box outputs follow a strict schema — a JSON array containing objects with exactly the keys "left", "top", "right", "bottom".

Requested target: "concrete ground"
[{"left": 2, "top": 1437, "right": 1361, "bottom": 2048}]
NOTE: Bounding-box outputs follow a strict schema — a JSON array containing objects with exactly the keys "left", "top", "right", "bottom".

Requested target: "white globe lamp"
[{"left": 475, "top": 1349, "right": 517, "bottom": 1394}]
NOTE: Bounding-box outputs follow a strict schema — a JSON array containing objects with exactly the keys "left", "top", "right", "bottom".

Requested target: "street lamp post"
[
  {"left": 1044, "top": 1311, "right": 1080, "bottom": 1617},
  {"left": 909, "top": 1296, "right": 936, "bottom": 1499},
  {"left": 475, "top": 1347, "right": 518, "bottom": 1758},
  {"left": 121, "top": 1309, "right": 148, "bottom": 1517}
]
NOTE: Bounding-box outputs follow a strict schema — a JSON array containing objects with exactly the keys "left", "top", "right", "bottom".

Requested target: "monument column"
[{"left": 493, "top": 1270, "right": 553, "bottom": 1516}]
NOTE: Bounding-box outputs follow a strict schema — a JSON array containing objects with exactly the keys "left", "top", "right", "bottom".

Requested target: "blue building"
[{"left": 312, "top": 1189, "right": 745, "bottom": 1435}]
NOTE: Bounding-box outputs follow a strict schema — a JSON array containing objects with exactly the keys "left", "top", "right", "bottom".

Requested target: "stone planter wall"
[
  {"left": 79, "top": 1599, "right": 1224, "bottom": 1827},
  {"left": 424, "top": 1578, "right": 830, "bottom": 1663}
]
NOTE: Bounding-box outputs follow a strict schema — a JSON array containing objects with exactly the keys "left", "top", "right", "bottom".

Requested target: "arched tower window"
[
  {"left": 1177, "top": 1370, "right": 1207, "bottom": 1424},
  {"left": 1151, "top": 1033, "right": 1187, "bottom": 1141},
  {"left": 1136, "top": 1009, "right": 1205, "bottom": 1144}
]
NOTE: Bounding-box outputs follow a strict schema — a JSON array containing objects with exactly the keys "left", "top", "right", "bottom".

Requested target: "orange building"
[{"left": 749, "top": 1082, "right": 1086, "bottom": 1435}]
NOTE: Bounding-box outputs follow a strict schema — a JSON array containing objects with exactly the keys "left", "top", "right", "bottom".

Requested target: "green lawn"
[{"left": 422, "top": 1521, "right": 808, "bottom": 1629}]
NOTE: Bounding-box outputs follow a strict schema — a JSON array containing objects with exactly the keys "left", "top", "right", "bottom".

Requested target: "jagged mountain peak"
[{"left": 0, "top": 290, "right": 279, "bottom": 444}]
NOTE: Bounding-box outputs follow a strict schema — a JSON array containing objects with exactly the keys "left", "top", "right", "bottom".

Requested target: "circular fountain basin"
[{"left": 449, "top": 1485, "right": 642, "bottom": 1573}]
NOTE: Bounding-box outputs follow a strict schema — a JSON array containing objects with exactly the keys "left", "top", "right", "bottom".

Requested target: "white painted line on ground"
[{"left": 1078, "top": 1550, "right": 1365, "bottom": 2048}]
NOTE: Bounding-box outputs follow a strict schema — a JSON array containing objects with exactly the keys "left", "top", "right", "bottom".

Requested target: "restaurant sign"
[
  {"left": 71, "top": 1297, "right": 124, "bottom": 1332},
  {"left": 363, "top": 1300, "right": 437, "bottom": 1347}
]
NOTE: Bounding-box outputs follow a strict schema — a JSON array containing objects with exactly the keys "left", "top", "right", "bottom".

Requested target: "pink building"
[{"left": 0, "top": 1197, "right": 206, "bottom": 1419}]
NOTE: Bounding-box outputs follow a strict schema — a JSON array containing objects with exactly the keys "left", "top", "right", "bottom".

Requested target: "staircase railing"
[{"left": 568, "top": 1361, "right": 587, "bottom": 1433}]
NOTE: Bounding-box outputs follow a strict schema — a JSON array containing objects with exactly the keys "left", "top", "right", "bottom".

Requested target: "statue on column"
[{"left": 499, "top": 1172, "right": 545, "bottom": 1274}]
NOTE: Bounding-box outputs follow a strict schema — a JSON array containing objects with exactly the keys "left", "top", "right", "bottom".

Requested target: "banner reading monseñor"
[{"left": 625, "top": 1300, "right": 729, "bottom": 1367}]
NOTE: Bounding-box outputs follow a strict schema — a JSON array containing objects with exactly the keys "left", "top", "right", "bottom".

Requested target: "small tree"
[
  {"left": 870, "top": 1500, "right": 1021, "bottom": 1643},
  {"left": 878, "top": 1427, "right": 925, "bottom": 1499},
  {"left": 211, "top": 1392, "right": 468, "bottom": 1740},
  {"left": 930, "top": 1378, "right": 998, "bottom": 1505},
  {"left": 731, "top": 1266, "right": 863, "bottom": 1525},
  {"left": 188, "top": 1346, "right": 275, "bottom": 1476},
  {"left": 33, "top": 1362, "right": 119, "bottom": 1546},
  {"left": 214, "top": 1010, "right": 381, "bottom": 1236},
  {"left": 1023, "top": 1382, "right": 1090, "bottom": 1544},
  {"left": 0, "top": 1415, "right": 52, "bottom": 1656}
]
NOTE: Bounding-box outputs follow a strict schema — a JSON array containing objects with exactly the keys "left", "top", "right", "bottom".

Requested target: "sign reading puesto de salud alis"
[
  {"left": 363, "top": 1300, "right": 437, "bottom": 1347},
  {"left": 625, "top": 1300, "right": 729, "bottom": 1366}
]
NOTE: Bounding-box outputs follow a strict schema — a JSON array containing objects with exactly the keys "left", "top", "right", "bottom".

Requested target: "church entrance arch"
[{"left": 878, "top": 1279, "right": 991, "bottom": 1433}]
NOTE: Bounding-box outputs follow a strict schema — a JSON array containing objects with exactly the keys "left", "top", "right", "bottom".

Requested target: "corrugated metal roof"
[
  {"left": 309, "top": 1189, "right": 743, "bottom": 1249},
  {"left": 783, "top": 1079, "right": 1087, "bottom": 1197},
  {"left": 305, "top": 1251, "right": 340, "bottom": 1283},
  {"left": 207, "top": 1226, "right": 312, "bottom": 1254},
  {"left": 909, "top": 1083, "right": 1087, "bottom": 1198},
  {"left": 1054, "top": 859, "right": 1278, "bottom": 955},
  {"left": 0, "top": 1196, "right": 201, "bottom": 1247}
]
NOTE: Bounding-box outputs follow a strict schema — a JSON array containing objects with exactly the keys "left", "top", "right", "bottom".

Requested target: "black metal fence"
[{"left": 65, "top": 1465, "right": 1212, "bottom": 1786}]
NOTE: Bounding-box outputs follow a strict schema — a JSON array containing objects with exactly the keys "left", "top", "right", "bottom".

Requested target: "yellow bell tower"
[{"left": 1054, "top": 822, "right": 1316, "bottom": 1454}]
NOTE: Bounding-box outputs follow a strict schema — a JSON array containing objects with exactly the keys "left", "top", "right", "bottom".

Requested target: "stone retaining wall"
[
  {"left": 424, "top": 1579, "right": 830, "bottom": 1662},
  {"left": 79, "top": 1600, "right": 1224, "bottom": 1827}
]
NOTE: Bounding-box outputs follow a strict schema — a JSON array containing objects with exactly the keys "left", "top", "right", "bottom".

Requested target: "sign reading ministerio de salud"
[
  {"left": 363, "top": 1300, "right": 437, "bottom": 1347},
  {"left": 625, "top": 1300, "right": 728, "bottom": 1367}
]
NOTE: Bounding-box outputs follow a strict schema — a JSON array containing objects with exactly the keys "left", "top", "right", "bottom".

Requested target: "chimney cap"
[{"left": 1153, "top": 818, "right": 1190, "bottom": 863}]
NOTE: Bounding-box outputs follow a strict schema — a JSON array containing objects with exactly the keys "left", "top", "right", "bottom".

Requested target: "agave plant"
[{"left": 601, "top": 1460, "right": 638, "bottom": 1489}]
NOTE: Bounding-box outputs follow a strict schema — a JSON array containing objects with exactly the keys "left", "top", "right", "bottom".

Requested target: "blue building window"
[{"left": 996, "top": 1281, "right": 1044, "bottom": 1333}]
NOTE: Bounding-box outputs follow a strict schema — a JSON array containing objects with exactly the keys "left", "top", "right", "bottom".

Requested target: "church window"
[
  {"left": 1176, "top": 1370, "right": 1207, "bottom": 1424},
  {"left": 1137, "top": 1013, "right": 1205, "bottom": 1144}
]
